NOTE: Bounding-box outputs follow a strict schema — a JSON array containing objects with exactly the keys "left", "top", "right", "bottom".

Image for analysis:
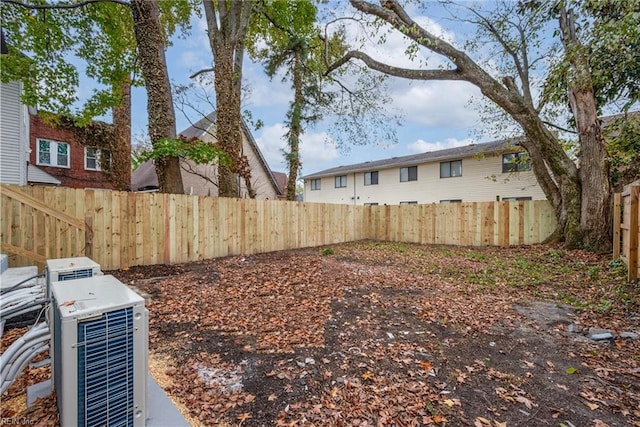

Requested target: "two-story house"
[
  {"left": 302, "top": 138, "right": 547, "bottom": 205},
  {"left": 29, "top": 113, "right": 130, "bottom": 190},
  {"left": 0, "top": 80, "right": 62, "bottom": 186},
  {"left": 131, "top": 111, "right": 283, "bottom": 199}
]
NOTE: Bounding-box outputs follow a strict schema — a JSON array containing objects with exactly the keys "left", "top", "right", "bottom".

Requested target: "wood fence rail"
[
  {"left": 1, "top": 185, "right": 557, "bottom": 270},
  {"left": 614, "top": 183, "right": 640, "bottom": 281}
]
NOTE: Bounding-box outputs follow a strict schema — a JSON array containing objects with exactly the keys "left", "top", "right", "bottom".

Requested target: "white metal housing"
[
  {"left": 52, "top": 275, "right": 147, "bottom": 427},
  {"left": 46, "top": 257, "right": 102, "bottom": 292}
]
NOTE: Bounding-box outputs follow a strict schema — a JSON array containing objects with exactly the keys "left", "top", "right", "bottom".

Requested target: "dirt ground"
[{"left": 1, "top": 241, "right": 639, "bottom": 426}]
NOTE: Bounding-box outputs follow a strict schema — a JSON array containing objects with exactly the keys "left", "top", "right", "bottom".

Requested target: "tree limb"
[
  {"left": 189, "top": 67, "right": 214, "bottom": 79},
  {"left": 326, "top": 50, "right": 464, "bottom": 81},
  {"left": 2, "top": 0, "right": 129, "bottom": 9}
]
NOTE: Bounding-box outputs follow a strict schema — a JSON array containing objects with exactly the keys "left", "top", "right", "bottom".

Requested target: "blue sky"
[{"left": 129, "top": 2, "right": 506, "bottom": 178}]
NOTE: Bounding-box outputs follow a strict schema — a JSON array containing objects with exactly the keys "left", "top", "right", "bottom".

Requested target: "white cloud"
[
  {"left": 255, "top": 123, "right": 339, "bottom": 174},
  {"left": 407, "top": 137, "right": 474, "bottom": 154},
  {"left": 391, "top": 81, "right": 482, "bottom": 128}
]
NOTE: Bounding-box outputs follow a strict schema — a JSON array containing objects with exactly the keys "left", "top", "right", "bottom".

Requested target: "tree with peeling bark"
[
  {"left": 1, "top": 0, "right": 193, "bottom": 193},
  {"left": 327, "top": 0, "right": 627, "bottom": 250},
  {"left": 201, "top": 0, "right": 254, "bottom": 198}
]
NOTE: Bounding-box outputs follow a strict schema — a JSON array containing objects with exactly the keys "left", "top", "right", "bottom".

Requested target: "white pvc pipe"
[
  {"left": 0, "top": 343, "right": 49, "bottom": 395},
  {"left": 0, "top": 323, "right": 48, "bottom": 373}
]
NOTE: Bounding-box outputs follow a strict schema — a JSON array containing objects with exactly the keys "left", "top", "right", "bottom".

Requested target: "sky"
[{"left": 128, "top": 1, "right": 510, "bottom": 179}]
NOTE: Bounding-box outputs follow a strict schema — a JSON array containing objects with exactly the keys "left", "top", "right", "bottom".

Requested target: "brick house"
[{"left": 29, "top": 113, "right": 130, "bottom": 190}]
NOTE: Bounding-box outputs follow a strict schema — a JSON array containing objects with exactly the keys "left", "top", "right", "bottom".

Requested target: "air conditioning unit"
[
  {"left": 52, "top": 275, "right": 148, "bottom": 427},
  {"left": 46, "top": 257, "right": 102, "bottom": 296}
]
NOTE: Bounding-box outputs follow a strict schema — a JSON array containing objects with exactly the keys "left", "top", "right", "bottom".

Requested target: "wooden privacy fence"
[
  {"left": 1, "top": 185, "right": 557, "bottom": 270},
  {"left": 614, "top": 182, "right": 640, "bottom": 281}
]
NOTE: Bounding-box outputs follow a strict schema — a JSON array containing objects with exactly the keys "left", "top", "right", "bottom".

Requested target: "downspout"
[{"left": 353, "top": 172, "right": 357, "bottom": 205}]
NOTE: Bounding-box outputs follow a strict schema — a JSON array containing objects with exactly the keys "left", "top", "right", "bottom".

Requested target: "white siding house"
[
  {"left": 303, "top": 139, "right": 547, "bottom": 205},
  {"left": 0, "top": 80, "right": 29, "bottom": 185}
]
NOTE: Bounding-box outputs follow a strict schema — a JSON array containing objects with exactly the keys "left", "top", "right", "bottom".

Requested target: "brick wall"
[{"left": 30, "top": 114, "right": 116, "bottom": 190}]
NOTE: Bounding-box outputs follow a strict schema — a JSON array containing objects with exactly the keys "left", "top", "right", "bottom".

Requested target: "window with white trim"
[
  {"left": 85, "top": 147, "right": 111, "bottom": 171},
  {"left": 400, "top": 201, "right": 418, "bottom": 205},
  {"left": 37, "top": 138, "right": 69, "bottom": 168}
]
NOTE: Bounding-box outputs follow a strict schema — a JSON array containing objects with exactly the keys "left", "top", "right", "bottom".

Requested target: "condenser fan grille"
[{"left": 76, "top": 307, "right": 135, "bottom": 427}]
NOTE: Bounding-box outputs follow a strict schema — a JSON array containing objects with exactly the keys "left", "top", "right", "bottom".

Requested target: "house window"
[
  {"left": 364, "top": 171, "right": 379, "bottom": 186},
  {"left": 440, "top": 160, "right": 462, "bottom": 178},
  {"left": 335, "top": 175, "right": 347, "bottom": 188},
  {"left": 502, "top": 196, "right": 532, "bottom": 201},
  {"left": 440, "top": 199, "right": 462, "bottom": 204},
  {"left": 37, "top": 138, "right": 69, "bottom": 168},
  {"left": 400, "top": 201, "right": 418, "bottom": 205},
  {"left": 364, "top": 202, "right": 379, "bottom": 206},
  {"left": 310, "top": 179, "right": 321, "bottom": 190},
  {"left": 85, "top": 147, "right": 111, "bottom": 171},
  {"left": 502, "top": 152, "right": 532, "bottom": 173},
  {"left": 400, "top": 166, "right": 417, "bottom": 182}
]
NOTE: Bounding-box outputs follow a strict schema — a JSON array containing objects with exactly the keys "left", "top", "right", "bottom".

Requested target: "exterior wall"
[
  {"left": 304, "top": 152, "right": 547, "bottom": 205},
  {"left": 29, "top": 114, "right": 115, "bottom": 190},
  {"left": 179, "top": 130, "right": 279, "bottom": 199},
  {"left": 0, "top": 81, "right": 28, "bottom": 185}
]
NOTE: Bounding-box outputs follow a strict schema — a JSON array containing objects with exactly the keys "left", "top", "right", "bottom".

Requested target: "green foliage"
[
  {"left": 321, "top": 247, "right": 334, "bottom": 256},
  {"left": 138, "top": 137, "right": 229, "bottom": 167},
  {"left": 0, "top": 0, "right": 194, "bottom": 121}
]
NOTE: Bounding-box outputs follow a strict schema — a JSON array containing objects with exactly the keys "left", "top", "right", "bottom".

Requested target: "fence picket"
[{"left": 1, "top": 185, "right": 560, "bottom": 270}]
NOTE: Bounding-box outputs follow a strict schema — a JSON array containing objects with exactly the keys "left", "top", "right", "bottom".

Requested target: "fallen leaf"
[
  {"left": 565, "top": 367, "right": 578, "bottom": 374},
  {"left": 268, "top": 393, "right": 277, "bottom": 401},
  {"left": 585, "top": 401, "right": 599, "bottom": 410},
  {"left": 362, "top": 372, "right": 374, "bottom": 380},
  {"left": 419, "top": 361, "right": 433, "bottom": 371},
  {"left": 474, "top": 416, "right": 492, "bottom": 426},
  {"left": 237, "top": 412, "right": 252, "bottom": 424}
]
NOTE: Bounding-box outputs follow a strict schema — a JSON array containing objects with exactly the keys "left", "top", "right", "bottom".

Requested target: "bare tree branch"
[
  {"left": 2, "top": 0, "right": 129, "bottom": 9},
  {"left": 189, "top": 68, "right": 214, "bottom": 79},
  {"left": 326, "top": 50, "right": 463, "bottom": 80}
]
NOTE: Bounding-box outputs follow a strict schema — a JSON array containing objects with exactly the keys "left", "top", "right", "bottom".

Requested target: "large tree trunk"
[
  {"left": 203, "top": 0, "right": 252, "bottom": 198},
  {"left": 336, "top": 0, "right": 611, "bottom": 250},
  {"left": 111, "top": 80, "right": 132, "bottom": 191},
  {"left": 130, "top": 0, "right": 183, "bottom": 194},
  {"left": 286, "top": 50, "right": 304, "bottom": 201},
  {"left": 560, "top": 8, "right": 612, "bottom": 251}
]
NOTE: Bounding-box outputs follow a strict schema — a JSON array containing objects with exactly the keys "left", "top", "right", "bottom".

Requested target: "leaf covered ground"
[{"left": 2, "top": 241, "right": 639, "bottom": 426}]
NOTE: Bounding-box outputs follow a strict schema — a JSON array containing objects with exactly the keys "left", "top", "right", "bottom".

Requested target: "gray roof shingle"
[{"left": 302, "top": 137, "right": 525, "bottom": 179}]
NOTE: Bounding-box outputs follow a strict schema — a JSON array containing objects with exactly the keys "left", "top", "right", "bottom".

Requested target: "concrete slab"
[
  {"left": 26, "top": 379, "right": 53, "bottom": 407},
  {"left": 147, "top": 374, "right": 191, "bottom": 427},
  {"left": 26, "top": 375, "right": 190, "bottom": 426},
  {"left": 0, "top": 266, "right": 40, "bottom": 291}
]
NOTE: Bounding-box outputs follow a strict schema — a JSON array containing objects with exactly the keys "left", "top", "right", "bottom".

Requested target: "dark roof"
[
  {"left": 271, "top": 171, "right": 288, "bottom": 194},
  {"left": 131, "top": 111, "right": 282, "bottom": 196},
  {"left": 302, "top": 137, "right": 524, "bottom": 180},
  {"left": 130, "top": 160, "right": 158, "bottom": 191}
]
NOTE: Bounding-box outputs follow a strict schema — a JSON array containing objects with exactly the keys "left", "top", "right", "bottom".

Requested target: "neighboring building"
[
  {"left": 0, "top": 80, "right": 61, "bottom": 186},
  {"left": 131, "top": 112, "right": 283, "bottom": 199},
  {"left": 271, "top": 171, "right": 288, "bottom": 200},
  {"left": 302, "top": 138, "right": 547, "bottom": 205},
  {"left": 29, "top": 113, "right": 127, "bottom": 189},
  {"left": 0, "top": 80, "right": 29, "bottom": 185}
]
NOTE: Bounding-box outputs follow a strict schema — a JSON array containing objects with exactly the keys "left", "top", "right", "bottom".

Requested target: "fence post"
[
  {"left": 629, "top": 185, "right": 639, "bottom": 281},
  {"left": 613, "top": 193, "right": 621, "bottom": 259}
]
